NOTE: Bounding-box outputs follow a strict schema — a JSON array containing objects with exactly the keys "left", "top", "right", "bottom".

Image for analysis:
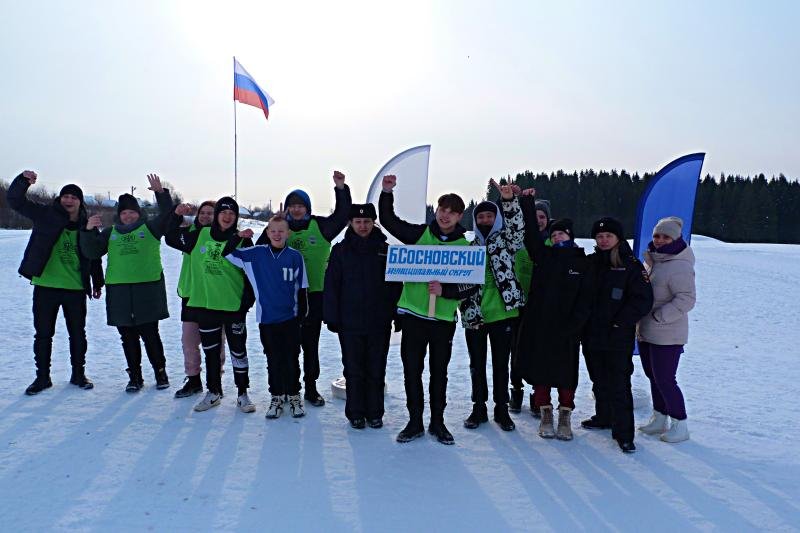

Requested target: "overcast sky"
[{"left": 2, "top": 0, "right": 798, "bottom": 211}]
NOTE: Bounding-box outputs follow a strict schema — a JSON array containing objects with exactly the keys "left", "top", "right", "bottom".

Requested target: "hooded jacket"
[
  {"left": 637, "top": 242, "right": 696, "bottom": 345},
  {"left": 256, "top": 186, "right": 352, "bottom": 244},
  {"left": 459, "top": 196, "right": 526, "bottom": 328},
  {"left": 7, "top": 173, "right": 104, "bottom": 296}
]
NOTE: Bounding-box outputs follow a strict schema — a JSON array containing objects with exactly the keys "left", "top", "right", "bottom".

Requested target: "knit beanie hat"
[
  {"left": 59, "top": 184, "right": 84, "bottom": 203},
  {"left": 117, "top": 193, "right": 141, "bottom": 215},
  {"left": 535, "top": 199, "right": 551, "bottom": 220},
  {"left": 348, "top": 203, "right": 377, "bottom": 220},
  {"left": 474, "top": 201, "right": 498, "bottom": 218},
  {"left": 653, "top": 216, "right": 683, "bottom": 240},
  {"left": 591, "top": 217, "right": 624, "bottom": 240},
  {"left": 549, "top": 218, "right": 574, "bottom": 238}
]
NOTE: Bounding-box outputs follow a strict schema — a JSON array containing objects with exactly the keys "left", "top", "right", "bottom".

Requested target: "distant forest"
[{"left": 434, "top": 170, "right": 799, "bottom": 244}]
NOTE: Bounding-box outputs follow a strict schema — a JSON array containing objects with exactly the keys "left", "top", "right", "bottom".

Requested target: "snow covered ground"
[{"left": 0, "top": 229, "right": 798, "bottom": 532}]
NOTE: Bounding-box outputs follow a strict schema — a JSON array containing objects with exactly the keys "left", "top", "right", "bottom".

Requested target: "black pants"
[
  {"left": 584, "top": 348, "right": 635, "bottom": 441},
  {"left": 300, "top": 292, "right": 323, "bottom": 387},
  {"left": 339, "top": 329, "right": 391, "bottom": 421},
  {"left": 259, "top": 319, "right": 301, "bottom": 396},
  {"left": 32, "top": 286, "right": 87, "bottom": 378},
  {"left": 400, "top": 315, "right": 457, "bottom": 423},
  {"left": 117, "top": 322, "right": 167, "bottom": 377},
  {"left": 465, "top": 318, "right": 517, "bottom": 405},
  {"left": 198, "top": 319, "right": 249, "bottom": 395}
]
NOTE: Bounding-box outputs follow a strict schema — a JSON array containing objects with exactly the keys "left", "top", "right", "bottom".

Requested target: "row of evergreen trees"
[{"left": 444, "top": 170, "right": 798, "bottom": 244}]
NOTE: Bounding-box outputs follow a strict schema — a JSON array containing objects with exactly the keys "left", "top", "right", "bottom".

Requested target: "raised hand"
[
  {"left": 147, "top": 174, "right": 164, "bottom": 193},
  {"left": 174, "top": 203, "right": 194, "bottom": 216},
  {"left": 382, "top": 174, "right": 397, "bottom": 193},
  {"left": 489, "top": 178, "right": 514, "bottom": 200},
  {"left": 333, "top": 170, "right": 346, "bottom": 189},
  {"left": 520, "top": 188, "right": 536, "bottom": 197},
  {"left": 238, "top": 228, "right": 254, "bottom": 239},
  {"left": 22, "top": 170, "right": 38, "bottom": 185},
  {"left": 86, "top": 214, "right": 103, "bottom": 230}
]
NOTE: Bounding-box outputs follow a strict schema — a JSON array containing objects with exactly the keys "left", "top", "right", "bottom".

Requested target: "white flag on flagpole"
[{"left": 366, "top": 145, "right": 431, "bottom": 226}]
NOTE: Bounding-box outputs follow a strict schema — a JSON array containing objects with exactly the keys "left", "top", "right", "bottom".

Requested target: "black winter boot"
[
  {"left": 304, "top": 381, "right": 325, "bottom": 407},
  {"left": 350, "top": 418, "right": 366, "bottom": 429},
  {"left": 174, "top": 375, "right": 203, "bottom": 398},
  {"left": 428, "top": 419, "right": 455, "bottom": 445},
  {"left": 494, "top": 404, "right": 516, "bottom": 431},
  {"left": 509, "top": 387, "right": 523, "bottom": 413},
  {"left": 155, "top": 368, "right": 170, "bottom": 390},
  {"left": 581, "top": 416, "right": 612, "bottom": 430},
  {"left": 396, "top": 418, "right": 425, "bottom": 443},
  {"left": 25, "top": 375, "right": 53, "bottom": 396},
  {"left": 463, "top": 402, "right": 488, "bottom": 429},
  {"left": 70, "top": 367, "right": 94, "bottom": 390},
  {"left": 125, "top": 368, "right": 144, "bottom": 393}
]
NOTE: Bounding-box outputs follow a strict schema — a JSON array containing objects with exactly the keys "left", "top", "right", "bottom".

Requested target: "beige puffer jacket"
[{"left": 636, "top": 245, "right": 696, "bottom": 345}]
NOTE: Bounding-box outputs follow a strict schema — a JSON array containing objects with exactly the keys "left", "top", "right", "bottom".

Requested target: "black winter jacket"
[
  {"left": 323, "top": 227, "right": 402, "bottom": 334},
  {"left": 583, "top": 241, "right": 654, "bottom": 353},
  {"left": 516, "top": 196, "right": 593, "bottom": 388},
  {"left": 7, "top": 173, "right": 104, "bottom": 296}
]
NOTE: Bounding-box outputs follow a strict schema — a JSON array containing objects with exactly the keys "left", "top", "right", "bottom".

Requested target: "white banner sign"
[{"left": 385, "top": 245, "right": 486, "bottom": 284}]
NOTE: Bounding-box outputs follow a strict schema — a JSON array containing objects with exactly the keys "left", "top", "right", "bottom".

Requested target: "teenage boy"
[
  {"left": 379, "top": 174, "right": 477, "bottom": 445},
  {"left": 257, "top": 171, "right": 351, "bottom": 407},
  {"left": 7, "top": 170, "right": 104, "bottom": 395},
  {"left": 228, "top": 214, "right": 309, "bottom": 419}
]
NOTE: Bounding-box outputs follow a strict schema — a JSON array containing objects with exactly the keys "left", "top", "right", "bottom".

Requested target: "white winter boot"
[
  {"left": 639, "top": 412, "right": 669, "bottom": 435},
  {"left": 538, "top": 405, "right": 555, "bottom": 439},
  {"left": 660, "top": 417, "right": 689, "bottom": 443},
  {"left": 556, "top": 407, "right": 573, "bottom": 441}
]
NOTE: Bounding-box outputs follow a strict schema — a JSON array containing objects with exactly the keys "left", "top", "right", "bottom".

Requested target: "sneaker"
[
  {"left": 155, "top": 368, "right": 170, "bottom": 390},
  {"left": 350, "top": 418, "right": 366, "bottom": 429},
  {"left": 304, "top": 383, "right": 325, "bottom": 407},
  {"left": 530, "top": 392, "right": 540, "bottom": 418},
  {"left": 639, "top": 412, "right": 670, "bottom": 435},
  {"left": 25, "top": 376, "right": 52, "bottom": 396},
  {"left": 125, "top": 368, "right": 143, "bottom": 393},
  {"left": 288, "top": 394, "right": 305, "bottom": 418},
  {"left": 265, "top": 395, "right": 284, "bottom": 419},
  {"left": 174, "top": 375, "right": 203, "bottom": 398},
  {"left": 367, "top": 418, "right": 383, "bottom": 429},
  {"left": 70, "top": 368, "right": 94, "bottom": 390},
  {"left": 463, "top": 402, "right": 488, "bottom": 429},
  {"left": 660, "top": 417, "right": 689, "bottom": 443},
  {"left": 617, "top": 439, "right": 636, "bottom": 453},
  {"left": 428, "top": 421, "right": 455, "bottom": 445},
  {"left": 509, "top": 387, "right": 523, "bottom": 413},
  {"left": 194, "top": 391, "right": 222, "bottom": 412},
  {"left": 538, "top": 405, "right": 555, "bottom": 439},
  {"left": 396, "top": 420, "right": 425, "bottom": 443},
  {"left": 556, "top": 406, "right": 573, "bottom": 441},
  {"left": 237, "top": 393, "right": 256, "bottom": 413},
  {"left": 581, "top": 416, "right": 612, "bottom": 430},
  {"left": 494, "top": 404, "right": 516, "bottom": 432}
]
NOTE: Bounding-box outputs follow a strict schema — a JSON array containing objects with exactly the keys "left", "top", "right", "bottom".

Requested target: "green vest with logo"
[
  {"left": 177, "top": 224, "right": 198, "bottom": 299},
  {"left": 105, "top": 224, "right": 163, "bottom": 285},
  {"left": 32, "top": 229, "right": 83, "bottom": 290},
  {"left": 186, "top": 226, "right": 244, "bottom": 312},
  {"left": 287, "top": 218, "right": 330, "bottom": 293},
  {"left": 396, "top": 227, "right": 470, "bottom": 322}
]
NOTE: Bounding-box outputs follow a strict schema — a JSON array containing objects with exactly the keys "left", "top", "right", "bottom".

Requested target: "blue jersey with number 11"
[{"left": 226, "top": 245, "right": 308, "bottom": 324}]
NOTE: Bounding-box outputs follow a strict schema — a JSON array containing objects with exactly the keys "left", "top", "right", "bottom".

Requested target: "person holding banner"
[
  {"left": 460, "top": 181, "right": 526, "bottom": 432},
  {"left": 516, "top": 204, "right": 593, "bottom": 441},
  {"left": 636, "top": 217, "right": 696, "bottom": 443},
  {"left": 379, "top": 175, "right": 477, "bottom": 445},
  {"left": 80, "top": 175, "right": 173, "bottom": 392},
  {"left": 582, "top": 217, "right": 654, "bottom": 453},
  {"left": 323, "top": 203, "right": 402, "bottom": 429},
  {"left": 257, "top": 171, "right": 351, "bottom": 408}
]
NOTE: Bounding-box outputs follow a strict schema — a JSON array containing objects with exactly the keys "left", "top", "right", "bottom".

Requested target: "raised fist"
[
  {"left": 333, "top": 170, "right": 346, "bottom": 189},
  {"left": 175, "top": 203, "right": 194, "bottom": 216},
  {"left": 520, "top": 188, "right": 536, "bottom": 197},
  {"left": 86, "top": 214, "right": 103, "bottom": 230},
  {"left": 22, "top": 170, "right": 37, "bottom": 185},
  {"left": 382, "top": 174, "right": 397, "bottom": 193}
]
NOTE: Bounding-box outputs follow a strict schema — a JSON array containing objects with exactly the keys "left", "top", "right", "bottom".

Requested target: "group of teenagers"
[{"left": 8, "top": 167, "right": 696, "bottom": 453}]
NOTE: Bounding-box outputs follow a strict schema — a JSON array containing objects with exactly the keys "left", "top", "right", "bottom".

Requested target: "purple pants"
[{"left": 638, "top": 342, "right": 687, "bottom": 420}]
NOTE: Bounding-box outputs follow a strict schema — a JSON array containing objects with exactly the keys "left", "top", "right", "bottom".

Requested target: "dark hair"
[{"left": 436, "top": 193, "right": 465, "bottom": 214}]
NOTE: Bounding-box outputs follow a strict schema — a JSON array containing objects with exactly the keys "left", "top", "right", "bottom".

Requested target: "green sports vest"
[
  {"left": 176, "top": 224, "right": 198, "bottom": 298},
  {"left": 287, "top": 218, "right": 330, "bottom": 293},
  {"left": 186, "top": 226, "right": 244, "bottom": 312},
  {"left": 105, "top": 224, "right": 163, "bottom": 285},
  {"left": 396, "top": 227, "right": 470, "bottom": 322},
  {"left": 480, "top": 262, "right": 519, "bottom": 324},
  {"left": 32, "top": 229, "right": 83, "bottom": 290}
]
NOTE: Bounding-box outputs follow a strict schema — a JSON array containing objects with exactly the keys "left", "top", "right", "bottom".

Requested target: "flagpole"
[{"left": 233, "top": 56, "right": 238, "bottom": 200}]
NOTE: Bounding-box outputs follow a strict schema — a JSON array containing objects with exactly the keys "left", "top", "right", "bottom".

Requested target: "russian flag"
[{"left": 233, "top": 58, "right": 275, "bottom": 120}]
